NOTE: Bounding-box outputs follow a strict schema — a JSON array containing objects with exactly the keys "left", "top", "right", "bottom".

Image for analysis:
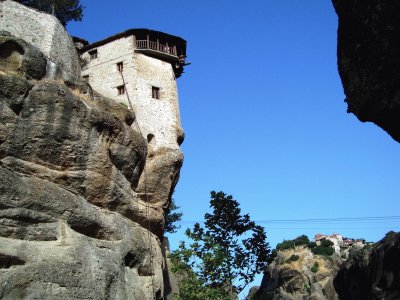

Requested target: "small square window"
[
  {"left": 152, "top": 86, "right": 160, "bottom": 99},
  {"left": 117, "top": 62, "right": 123, "bottom": 72},
  {"left": 89, "top": 49, "right": 97, "bottom": 60},
  {"left": 117, "top": 85, "right": 125, "bottom": 95},
  {"left": 82, "top": 75, "right": 89, "bottom": 83}
]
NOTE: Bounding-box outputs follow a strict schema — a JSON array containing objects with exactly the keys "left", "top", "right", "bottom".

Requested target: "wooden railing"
[{"left": 135, "top": 40, "right": 177, "bottom": 56}]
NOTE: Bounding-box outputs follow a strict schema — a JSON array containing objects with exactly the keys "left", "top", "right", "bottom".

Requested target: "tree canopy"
[
  {"left": 14, "top": 0, "right": 84, "bottom": 26},
  {"left": 276, "top": 235, "right": 310, "bottom": 251},
  {"left": 170, "top": 191, "right": 271, "bottom": 299}
]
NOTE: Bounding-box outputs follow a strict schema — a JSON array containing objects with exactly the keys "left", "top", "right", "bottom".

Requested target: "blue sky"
[{"left": 68, "top": 0, "right": 400, "bottom": 295}]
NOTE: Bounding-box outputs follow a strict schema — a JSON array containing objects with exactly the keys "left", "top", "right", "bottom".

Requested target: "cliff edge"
[
  {"left": 332, "top": 0, "right": 400, "bottom": 142},
  {"left": 0, "top": 1, "right": 182, "bottom": 299}
]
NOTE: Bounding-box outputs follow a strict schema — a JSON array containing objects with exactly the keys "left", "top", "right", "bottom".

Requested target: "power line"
[
  {"left": 264, "top": 227, "right": 400, "bottom": 230},
  {"left": 257, "top": 216, "right": 400, "bottom": 223},
  {"left": 177, "top": 215, "right": 400, "bottom": 225}
]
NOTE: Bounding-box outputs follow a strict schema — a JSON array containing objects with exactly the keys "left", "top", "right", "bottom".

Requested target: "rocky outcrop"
[
  {"left": 1, "top": 0, "right": 81, "bottom": 79},
  {"left": 0, "top": 3, "right": 183, "bottom": 299},
  {"left": 333, "top": 232, "right": 400, "bottom": 300},
  {"left": 332, "top": 0, "right": 400, "bottom": 142},
  {"left": 251, "top": 247, "right": 341, "bottom": 300}
]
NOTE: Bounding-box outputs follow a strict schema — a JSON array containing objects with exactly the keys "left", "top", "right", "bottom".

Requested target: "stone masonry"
[{"left": 80, "top": 34, "right": 184, "bottom": 152}]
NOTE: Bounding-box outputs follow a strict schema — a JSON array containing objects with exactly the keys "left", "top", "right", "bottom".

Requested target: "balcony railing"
[{"left": 136, "top": 40, "right": 177, "bottom": 56}]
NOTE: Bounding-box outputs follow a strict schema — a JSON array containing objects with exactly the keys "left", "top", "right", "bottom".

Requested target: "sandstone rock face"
[
  {"left": 252, "top": 247, "right": 341, "bottom": 300},
  {"left": 332, "top": 0, "right": 400, "bottom": 142},
  {"left": 1, "top": 0, "right": 81, "bottom": 79},
  {"left": 0, "top": 23, "right": 181, "bottom": 300},
  {"left": 333, "top": 232, "right": 400, "bottom": 300}
]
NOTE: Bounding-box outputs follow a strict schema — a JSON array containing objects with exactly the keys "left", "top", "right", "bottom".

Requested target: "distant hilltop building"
[
  {"left": 314, "top": 233, "right": 366, "bottom": 258},
  {"left": 78, "top": 29, "right": 188, "bottom": 152}
]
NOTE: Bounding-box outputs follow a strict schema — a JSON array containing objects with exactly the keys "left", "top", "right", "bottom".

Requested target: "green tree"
[
  {"left": 311, "top": 239, "right": 334, "bottom": 256},
  {"left": 276, "top": 235, "right": 310, "bottom": 250},
  {"left": 14, "top": 0, "right": 84, "bottom": 26},
  {"left": 170, "top": 191, "right": 271, "bottom": 299},
  {"left": 311, "top": 261, "right": 319, "bottom": 273},
  {"left": 164, "top": 198, "right": 183, "bottom": 234}
]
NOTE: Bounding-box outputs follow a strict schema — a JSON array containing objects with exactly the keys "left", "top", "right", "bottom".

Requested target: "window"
[
  {"left": 82, "top": 75, "right": 89, "bottom": 83},
  {"left": 152, "top": 86, "right": 160, "bottom": 99},
  {"left": 147, "top": 134, "right": 155, "bottom": 144},
  {"left": 89, "top": 49, "right": 97, "bottom": 60},
  {"left": 117, "top": 62, "right": 123, "bottom": 72},
  {"left": 117, "top": 85, "right": 125, "bottom": 95}
]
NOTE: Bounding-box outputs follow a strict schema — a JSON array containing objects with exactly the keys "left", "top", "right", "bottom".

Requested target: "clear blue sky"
[{"left": 68, "top": 0, "right": 400, "bottom": 295}]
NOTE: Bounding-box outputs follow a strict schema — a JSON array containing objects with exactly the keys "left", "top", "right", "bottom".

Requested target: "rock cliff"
[
  {"left": 334, "top": 232, "right": 400, "bottom": 300},
  {"left": 251, "top": 247, "right": 341, "bottom": 300},
  {"left": 0, "top": 1, "right": 182, "bottom": 299},
  {"left": 333, "top": 1, "right": 400, "bottom": 298},
  {"left": 332, "top": 0, "right": 400, "bottom": 142}
]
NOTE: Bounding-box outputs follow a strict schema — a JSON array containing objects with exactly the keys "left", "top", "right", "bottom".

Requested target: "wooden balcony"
[{"left": 135, "top": 39, "right": 178, "bottom": 62}]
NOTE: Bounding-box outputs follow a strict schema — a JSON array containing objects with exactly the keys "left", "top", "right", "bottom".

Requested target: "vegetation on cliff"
[
  {"left": 309, "top": 239, "right": 335, "bottom": 256},
  {"left": 164, "top": 198, "right": 183, "bottom": 234},
  {"left": 14, "top": 0, "right": 84, "bottom": 26},
  {"left": 275, "top": 235, "right": 334, "bottom": 257},
  {"left": 276, "top": 235, "right": 310, "bottom": 251}
]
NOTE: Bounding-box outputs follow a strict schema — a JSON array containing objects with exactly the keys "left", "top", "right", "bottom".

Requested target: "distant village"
[{"left": 314, "top": 233, "right": 369, "bottom": 258}]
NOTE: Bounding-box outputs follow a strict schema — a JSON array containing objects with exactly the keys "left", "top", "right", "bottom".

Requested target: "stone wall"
[
  {"left": 81, "top": 36, "right": 184, "bottom": 152},
  {"left": 80, "top": 35, "right": 136, "bottom": 103},
  {"left": 133, "top": 53, "right": 183, "bottom": 151},
  {"left": 0, "top": 0, "right": 81, "bottom": 79}
]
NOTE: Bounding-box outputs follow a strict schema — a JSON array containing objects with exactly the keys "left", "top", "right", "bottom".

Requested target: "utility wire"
[
  {"left": 178, "top": 215, "right": 400, "bottom": 224},
  {"left": 260, "top": 227, "right": 400, "bottom": 230}
]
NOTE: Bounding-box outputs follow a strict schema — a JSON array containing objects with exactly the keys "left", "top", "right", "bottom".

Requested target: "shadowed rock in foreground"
[
  {"left": 332, "top": 0, "right": 400, "bottom": 142},
  {"left": 332, "top": 1, "right": 400, "bottom": 299},
  {"left": 334, "top": 232, "right": 400, "bottom": 300}
]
